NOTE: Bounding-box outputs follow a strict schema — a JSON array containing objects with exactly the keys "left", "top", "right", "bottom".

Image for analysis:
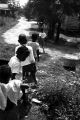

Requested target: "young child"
[
  {"left": 8, "top": 55, "right": 21, "bottom": 80},
  {"left": 15, "top": 34, "right": 28, "bottom": 53},
  {"left": 27, "top": 33, "right": 40, "bottom": 61},
  {"left": 0, "top": 65, "right": 23, "bottom": 120},
  {"left": 15, "top": 34, "right": 37, "bottom": 84},
  {"left": 16, "top": 45, "right": 37, "bottom": 84}
]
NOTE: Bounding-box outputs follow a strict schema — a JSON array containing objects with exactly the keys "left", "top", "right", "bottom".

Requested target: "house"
[
  {"left": 61, "top": 15, "right": 80, "bottom": 37},
  {"left": 0, "top": 4, "right": 15, "bottom": 17}
]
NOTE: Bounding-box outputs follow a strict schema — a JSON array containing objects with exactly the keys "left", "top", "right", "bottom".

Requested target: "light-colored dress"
[{"left": 0, "top": 80, "right": 22, "bottom": 111}]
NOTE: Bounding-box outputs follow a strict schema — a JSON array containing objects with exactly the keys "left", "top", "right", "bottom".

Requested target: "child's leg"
[
  {"left": 0, "top": 110, "right": 5, "bottom": 120},
  {"left": 36, "top": 49, "right": 40, "bottom": 61},
  {"left": 0, "top": 105, "right": 19, "bottom": 120},
  {"left": 30, "top": 63, "right": 37, "bottom": 84},
  {"left": 22, "top": 66, "right": 29, "bottom": 104},
  {"left": 6, "top": 106, "right": 19, "bottom": 120},
  {"left": 31, "top": 72, "right": 37, "bottom": 84},
  {"left": 23, "top": 64, "right": 37, "bottom": 84},
  {"left": 22, "top": 66, "right": 29, "bottom": 81},
  {"left": 11, "top": 73, "right": 17, "bottom": 80}
]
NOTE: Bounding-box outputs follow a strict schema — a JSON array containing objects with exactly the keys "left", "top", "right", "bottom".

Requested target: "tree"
[
  {"left": 24, "top": 0, "right": 57, "bottom": 40},
  {"left": 24, "top": 0, "right": 80, "bottom": 44},
  {"left": 0, "top": 0, "right": 8, "bottom": 3},
  {"left": 8, "top": 0, "right": 20, "bottom": 17}
]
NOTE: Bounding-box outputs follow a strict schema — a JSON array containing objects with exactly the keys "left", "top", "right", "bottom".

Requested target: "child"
[
  {"left": 27, "top": 33, "right": 40, "bottom": 61},
  {"left": 8, "top": 55, "right": 22, "bottom": 80},
  {"left": 16, "top": 45, "right": 37, "bottom": 84},
  {"left": 0, "top": 65, "right": 32, "bottom": 120},
  {"left": 15, "top": 34, "right": 28, "bottom": 53},
  {"left": 15, "top": 34, "right": 37, "bottom": 84},
  {"left": 0, "top": 65, "right": 22, "bottom": 120}
]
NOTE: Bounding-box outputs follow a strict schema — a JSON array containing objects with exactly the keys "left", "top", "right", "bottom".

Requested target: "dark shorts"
[
  {"left": 22, "top": 63, "right": 37, "bottom": 83},
  {"left": 23, "top": 63, "right": 36, "bottom": 73}
]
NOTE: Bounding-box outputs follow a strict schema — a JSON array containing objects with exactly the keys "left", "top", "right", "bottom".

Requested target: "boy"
[
  {"left": 16, "top": 45, "right": 37, "bottom": 84},
  {"left": 27, "top": 33, "right": 40, "bottom": 61},
  {"left": 8, "top": 55, "right": 21, "bottom": 80},
  {"left": 15, "top": 34, "right": 37, "bottom": 84}
]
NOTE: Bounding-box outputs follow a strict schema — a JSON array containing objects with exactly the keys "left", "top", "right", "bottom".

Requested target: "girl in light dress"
[{"left": 0, "top": 65, "right": 22, "bottom": 120}]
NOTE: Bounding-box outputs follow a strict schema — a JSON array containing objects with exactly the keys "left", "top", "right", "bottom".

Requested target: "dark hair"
[
  {"left": 31, "top": 33, "right": 38, "bottom": 42},
  {"left": 0, "top": 65, "right": 12, "bottom": 84},
  {"left": 18, "top": 34, "right": 27, "bottom": 45},
  {"left": 16, "top": 46, "right": 30, "bottom": 61}
]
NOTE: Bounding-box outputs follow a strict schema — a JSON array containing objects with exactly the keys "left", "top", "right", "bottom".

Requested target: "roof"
[{"left": 0, "top": 4, "right": 9, "bottom": 10}]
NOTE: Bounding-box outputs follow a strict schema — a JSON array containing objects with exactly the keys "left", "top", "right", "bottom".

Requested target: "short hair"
[
  {"left": 16, "top": 46, "right": 30, "bottom": 61},
  {"left": 18, "top": 34, "right": 27, "bottom": 45},
  {"left": 31, "top": 33, "right": 38, "bottom": 42},
  {"left": 0, "top": 65, "right": 12, "bottom": 83}
]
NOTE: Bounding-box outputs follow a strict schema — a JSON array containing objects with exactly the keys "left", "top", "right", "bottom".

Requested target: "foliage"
[
  {"left": 0, "top": 0, "right": 8, "bottom": 3},
  {"left": 39, "top": 83, "right": 80, "bottom": 120},
  {"left": 35, "top": 52, "right": 80, "bottom": 120},
  {"left": 23, "top": 0, "right": 80, "bottom": 41},
  {"left": 8, "top": 0, "right": 20, "bottom": 11},
  {"left": 24, "top": 0, "right": 57, "bottom": 23},
  {"left": 24, "top": 0, "right": 80, "bottom": 22}
]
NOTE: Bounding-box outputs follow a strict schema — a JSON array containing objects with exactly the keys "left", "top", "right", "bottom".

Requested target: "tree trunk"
[
  {"left": 55, "top": 21, "right": 61, "bottom": 44},
  {"left": 47, "top": 22, "right": 55, "bottom": 40}
]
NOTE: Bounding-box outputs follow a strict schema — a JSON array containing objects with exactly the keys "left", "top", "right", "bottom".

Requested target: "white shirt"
[
  {"left": 0, "top": 80, "right": 22, "bottom": 110},
  {"left": 8, "top": 56, "right": 22, "bottom": 73},
  {"left": 39, "top": 32, "right": 47, "bottom": 38},
  {"left": 27, "top": 41, "right": 40, "bottom": 58},
  {"left": 6, "top": 80, "right": 22, "bottom": 105},
  {"left": 15, "top": 45, "right": 35, "bottom": 67}
]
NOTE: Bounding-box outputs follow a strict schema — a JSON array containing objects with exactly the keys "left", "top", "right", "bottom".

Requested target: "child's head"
[
  {"left": 18, "top": 34, "right": 27, "bottom": 45},
  {"left": 16, "top": 46, "right": 30, "bottom": 61},
  {"left": 0, "top": 65, "right": 12, "bottom": 84},
  {"left": 31, "top": 33, "right": 38, "bottom": 42}
]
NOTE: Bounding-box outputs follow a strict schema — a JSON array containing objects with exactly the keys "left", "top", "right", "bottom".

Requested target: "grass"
[
  {"left": 35, "top": 53, "right": 80, "bottom": 120},
  {"left": 0, "top": 16, "right": 18, "bottom": 60}
]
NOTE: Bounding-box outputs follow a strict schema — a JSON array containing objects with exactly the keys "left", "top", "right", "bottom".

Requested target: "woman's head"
[
  {"left": 16, "top": 46, "right": 30, "bottom": 61},
  {"left": 0, "top": 65, "right": 12, "bottom": 84},
  {"left": 18, "top": 34, "right": 27, "bottom": 45},
  {"left": 31, "top": 33, "right": 38, "bottom": 42}
]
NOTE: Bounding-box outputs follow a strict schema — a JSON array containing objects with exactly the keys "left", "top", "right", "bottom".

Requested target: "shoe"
[
  {"left": 25, "top": 116, "right": 28, "bottom": 118},
  {"left": 32, "top": 98, "right": 42, "bottom": 105},
  {"left": 31, "top": 84, "right": 38, "bottom": 89}
]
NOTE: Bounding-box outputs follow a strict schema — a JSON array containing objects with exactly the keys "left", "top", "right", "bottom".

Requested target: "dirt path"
[
  {"left": 2, "top": 16, "right": 80, "bottom": 60},
  {"left": 2, "top": 16, "right": 65, "bottom": 59},
  {"left": 2, "top": 17, "right": 32, "bottom": 44}
]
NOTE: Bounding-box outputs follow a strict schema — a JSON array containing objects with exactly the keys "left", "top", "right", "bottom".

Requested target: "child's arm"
[
  {"left": 0, "top": 85, "right": 7, "bottom": 110},
  {"left": 36, "top": 49, "right": 40, "bottom": 61},
  {"left": 29, "top": 47, "right": 35, "bottom": 63},
  {"left": 36, "top": 42, "right": 40, "bottom": 61},
  {"left": 20, "top": 83, "right": 29, "bottom": 90}
]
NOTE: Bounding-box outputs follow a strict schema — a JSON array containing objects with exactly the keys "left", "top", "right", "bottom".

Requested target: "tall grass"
[{"left": 0, "top": 16, "right": 18, "bottom": 60}]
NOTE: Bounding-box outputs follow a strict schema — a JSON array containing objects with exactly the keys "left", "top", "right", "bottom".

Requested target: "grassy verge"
[
  {"left": 0, "top": 17, "right": 18, "bottom": 60},
  {"left": 30, "top": 52, "right": 80, "bottom": 120}
]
